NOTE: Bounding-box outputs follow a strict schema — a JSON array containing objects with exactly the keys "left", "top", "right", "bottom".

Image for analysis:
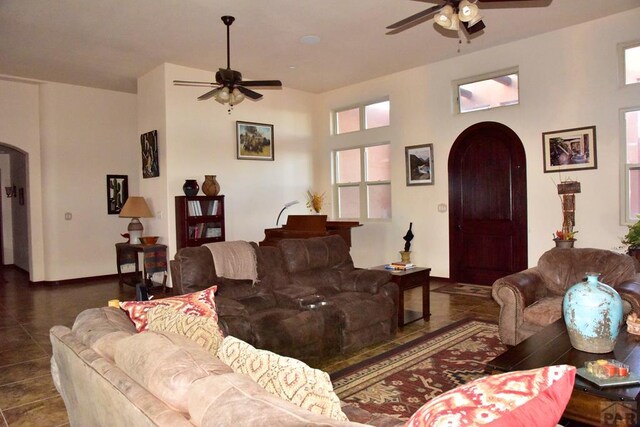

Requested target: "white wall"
[
  {"left": 138, "top": 63, "right": 317, "bottom": 264},
  {"left": 38, "top": 82, "right": 138, "bottom": 280},
  {"left": 317, "top": 9, "right": 640, "bottom": 277}
]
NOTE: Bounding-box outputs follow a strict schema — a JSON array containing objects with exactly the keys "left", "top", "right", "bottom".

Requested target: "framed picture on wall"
[
  {"left": 542, "top": 126, "right": 597, "bottom": 173},
  {"left": 106, "top": 175, "right": 128, "bottom": 214},
  {"left": 141, "top": 130, "right": 159, "bottom": 178},
  {"left": 405, "top": 144, "right": 434, "bottom": 186},
  {"left": 236, "top": 121, "right": 274, "bottom": 161}
]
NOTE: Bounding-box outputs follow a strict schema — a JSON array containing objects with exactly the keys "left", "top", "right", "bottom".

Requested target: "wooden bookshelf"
[{"left": 175, "top": 195, "right": 225, "bottom": 250}]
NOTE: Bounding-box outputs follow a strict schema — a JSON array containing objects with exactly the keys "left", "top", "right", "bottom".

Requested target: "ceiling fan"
[
  {"left": 386, "top": 0, "right": 532, "bottom": 36},
  {"left": 174, "top": 16, "right": 282, "bottom": 107}
]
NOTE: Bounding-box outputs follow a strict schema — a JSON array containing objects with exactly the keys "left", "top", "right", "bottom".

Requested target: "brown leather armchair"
[{"left": 492, "top": 248, "right": 640, "bottom": 346}]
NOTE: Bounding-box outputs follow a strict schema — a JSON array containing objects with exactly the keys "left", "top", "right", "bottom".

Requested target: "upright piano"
[{"left": 260, "top": 215, "right": 361, "bottom": 247}]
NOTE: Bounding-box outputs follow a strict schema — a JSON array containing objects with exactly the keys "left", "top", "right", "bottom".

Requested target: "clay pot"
[
  {"left": 183, "top": 179, "right": 199, "bottom": 196},
  {"left": 202, "top": 175, "right": 221, "bottom": 196}
]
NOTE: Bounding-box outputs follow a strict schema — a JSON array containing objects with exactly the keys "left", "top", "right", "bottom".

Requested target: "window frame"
[
  {"left": 620, "top": 106, "right": 640, "bottom": 225},
  {"left": 452, "top": 67, "right": 520, "bottom": 114},
  {"left": 618, "top": 40, "right": 640, "bottom": 87},
  {"left": 332, "top": 98, "right": 390, "bottom": 135},
  {"left": 333, "top": 142, "right": 392, "bottom": 221}
]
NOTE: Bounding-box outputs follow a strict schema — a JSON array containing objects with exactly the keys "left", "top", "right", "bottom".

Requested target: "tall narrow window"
[
  {"left": 623, "top": 108, "right": 640, "bottom": 223},
  {"left": 334, "top": 143, "right": 391, "bottom": 220}
]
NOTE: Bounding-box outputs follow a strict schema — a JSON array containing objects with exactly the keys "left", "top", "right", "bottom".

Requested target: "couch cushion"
[
  {"left": 217, "top": 336, "right": 348, "bottom": 421},
  {"left": 523, "top": 296, "right": 564, "bottom": 327},
  {"left": 147, "top": 306, "right": 224, "bottom": 355},
  {"left": 115, "top": 330, "right": 233, "bottom": 413},
  {"left": 405, "top": 365, "right": 576, "bottom": 427},
  {"left": 278, "top": 235, "right": 354, "bottom": 274},
  {"left": 119, "top": 285, "right": 218, "bottom": 332}
]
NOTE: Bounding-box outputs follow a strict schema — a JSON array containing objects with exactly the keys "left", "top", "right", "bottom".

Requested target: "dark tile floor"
[{"left": 0, "top": 267, "right": 500, "bottom": 426}]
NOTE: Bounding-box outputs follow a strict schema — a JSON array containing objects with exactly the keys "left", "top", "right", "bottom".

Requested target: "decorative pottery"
[
  {"left": 182, "top": 179, "right": 199, "bottom": 196},
  {"left": 563, "top": 273, "right": 623, "bottom": 353},
  {"left": 554, "top": 238, "right": 575, "bottom": 248},
  {"left": 202, "top": 175, "right": 221, "bottom": 196},
  {"left": 400, "top": 251, "right": 411, "bottom": 263}
]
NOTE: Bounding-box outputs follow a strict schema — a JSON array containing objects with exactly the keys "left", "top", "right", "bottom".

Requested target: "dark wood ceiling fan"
[
  {"left": 387, "top": 0, "right": 535, "bottom": 35},
  {"left": 174, "top": 16, "right": 282, "bottom": 105}
]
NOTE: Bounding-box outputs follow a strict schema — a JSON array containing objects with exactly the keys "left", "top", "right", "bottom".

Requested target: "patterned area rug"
[
  {"left": 331, "top": 319, "right": 506, "bottom": 420},
  {"left": 432, "top": 283, "right": 493, "bottom": 299}
]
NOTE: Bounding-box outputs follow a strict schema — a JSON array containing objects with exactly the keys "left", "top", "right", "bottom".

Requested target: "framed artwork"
[
  {"left": 542, "top": 126, "right": 597, "bottom": 173},
  {"left": 141, "top": 130, "right": 159, "bottom": 178},
  {"left": 405, "top": 144, "right": 434, "bottom": 186},
  {"left": 107, "top": 175, "right": 128, "bottom": 215},
  {"left": 236, "top": 121, "right": 274, "bottom": 161}
]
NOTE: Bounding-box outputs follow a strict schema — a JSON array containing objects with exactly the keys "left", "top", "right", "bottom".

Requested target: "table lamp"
[{"left": 119, "top": 196, "right": 153, "bottom": 244}]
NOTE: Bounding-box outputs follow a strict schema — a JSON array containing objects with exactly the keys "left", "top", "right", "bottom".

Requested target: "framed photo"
[
  {"left": 107, "top": 175, "right": 128, "bottom": 215},
  {"left": 236, "top": 121, "right": 274, "bottom": 161},
  {"left": 141, "top": 130, "right": 159, "bottom": 178},
  {"left": 542, "top": 126, "right": 597, "bottom": 173},
  {"left": 405, "top": 144, "right": 434, "bottom": 186}
]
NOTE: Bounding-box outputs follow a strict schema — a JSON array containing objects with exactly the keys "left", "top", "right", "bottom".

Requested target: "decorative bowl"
[{"left": 139, "top": 236, "right": 159, "bottom": 245}]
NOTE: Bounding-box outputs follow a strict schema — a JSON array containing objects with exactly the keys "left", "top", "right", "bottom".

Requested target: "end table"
[{"left": 370, "top": 265, "right": 431, "bottom": 326}]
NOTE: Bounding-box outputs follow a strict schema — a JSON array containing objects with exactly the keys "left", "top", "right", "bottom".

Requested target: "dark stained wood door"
[{"left": 448, "top": 122, "right": 527, "bottom": 285}]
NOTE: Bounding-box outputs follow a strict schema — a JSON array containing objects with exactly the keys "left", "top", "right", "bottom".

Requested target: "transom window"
[
  {"left": 622, "top": 107, "right": 640, "bottom": 223},
  {"left": 334, "top": 99, "right": 390, "bottom": 135},
  {"left": 454, "top": 68, "right": 519, "bottom": 114},
  {"left": 334, "top": 143, "right": 391, "bottom": 220},
  {"left": 620, "top": 41, "right": 640, "bottom": 86}
]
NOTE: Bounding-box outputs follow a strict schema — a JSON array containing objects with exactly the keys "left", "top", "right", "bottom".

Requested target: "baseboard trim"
[{"left": 29, "top": 273, "right": 120, "bottom": 286}]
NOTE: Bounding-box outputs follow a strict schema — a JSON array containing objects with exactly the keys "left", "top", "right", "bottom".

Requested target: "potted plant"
[
  {"left": 553, "top": 229, "right": 577, "bottom": 248},
  {"left": 622, "top": 215, "right": 640, "bottom": 260}
]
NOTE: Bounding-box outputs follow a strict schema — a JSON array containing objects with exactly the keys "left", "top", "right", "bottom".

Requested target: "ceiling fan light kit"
[{"left": 174, "top": 15, "right": 282, "bottom": 112}]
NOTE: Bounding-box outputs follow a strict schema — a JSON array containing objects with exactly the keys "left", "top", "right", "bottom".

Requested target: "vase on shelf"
[
  {"left": 553, "top": 238, "right": 575, "bottom": 248},
  {"left": 182, "top": 179, "right": 199, "bottom": 196},
  {"left": 562, "top": 273, "right": 623, "bottom": 353},
  {"left": 202, "top": 175, "right": 221, "bottom": 196}
]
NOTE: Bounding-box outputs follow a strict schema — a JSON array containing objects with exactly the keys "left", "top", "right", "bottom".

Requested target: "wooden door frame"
[{"left": 448, "top": 121, "right": 528, "bottom": 283}]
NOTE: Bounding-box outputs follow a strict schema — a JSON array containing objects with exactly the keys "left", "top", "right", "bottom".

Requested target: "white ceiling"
[{"left": 1, "top": 0, "right": 639, "bottom": 94}]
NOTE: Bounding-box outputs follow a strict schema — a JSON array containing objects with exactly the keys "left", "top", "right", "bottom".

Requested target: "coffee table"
[{"left": 486, "top": 319, "right": 640, "bottom": 426}]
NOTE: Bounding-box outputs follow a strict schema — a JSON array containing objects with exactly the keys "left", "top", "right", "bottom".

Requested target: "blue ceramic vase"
[{"left": 563, "top": 273, "right": 623, "bottom": 353}]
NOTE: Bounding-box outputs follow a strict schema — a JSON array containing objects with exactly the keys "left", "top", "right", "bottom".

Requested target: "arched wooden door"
[{"left": 448, "top": 122, "right": 527, "bottom": 285}]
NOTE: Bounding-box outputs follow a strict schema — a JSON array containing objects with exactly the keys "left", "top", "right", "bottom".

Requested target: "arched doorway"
[
  {"left": 0, "top": 144, "right": 28, "bottom": 272},
  {"left": 448, "top": 121, "right": 527, "bottom": 285}
]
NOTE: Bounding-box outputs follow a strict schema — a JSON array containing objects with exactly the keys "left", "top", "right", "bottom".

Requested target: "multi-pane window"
[
  {"left": 334, "top": 99, "right": 390, "bottom": 135},
  {"left": 623, "top": 108, "right": 640, "bottom": 223},
  {"left": 334, "top": 144, "right": 391, "bottom": 220},
  {"left": 455, "top": 69, "right": 519, "bottom": 113}
]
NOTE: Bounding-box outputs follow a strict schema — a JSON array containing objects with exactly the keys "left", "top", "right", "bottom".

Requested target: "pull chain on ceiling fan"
[
  {"left": 386, "top": 0, "right": 531, "bottom": 36},
  {"left": 174, "top": 16, "right": 282, "bottom": 111}
]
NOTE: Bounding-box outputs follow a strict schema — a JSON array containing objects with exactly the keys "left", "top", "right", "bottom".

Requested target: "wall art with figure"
[
  {"left": 542, "top": 126, "right": 597, "bottom": 173},
  {"left": 141, "top": 130, "right": 159, "bottom": 178},
  {"left": 107, "top": 175, "right": 128, "bottom": 214}
]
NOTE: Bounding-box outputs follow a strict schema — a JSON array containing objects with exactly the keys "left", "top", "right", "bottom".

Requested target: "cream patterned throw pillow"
[
  {"left": 147, "top": 305, "right": 224, "bottom": 355},
  {"left": 217, "top": 336, "right": 348, "bottom": 421}
]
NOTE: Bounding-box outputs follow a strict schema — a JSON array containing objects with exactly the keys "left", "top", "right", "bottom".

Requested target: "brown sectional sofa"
[
  {"left": 50, "top": 306, "right": 404, "bottom": 426},
  {"left": 170, "top": 235, "right": 399, "bottom": 362}
]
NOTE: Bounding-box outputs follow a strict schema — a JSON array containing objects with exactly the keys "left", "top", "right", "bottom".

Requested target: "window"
[
  {"left": 334, "top": 143, "right": 391, "bottom": 220},
  {"left": 454, "top": 68, "right": 519, "bottom": 114},
  {"left": 334, "top": 99, "right": 390, "bottom": 135},
  {"left": 623, "top": 107, "right": 640, "bottom": 223},
  {"left": 620, "top": 41, "right": 640, "bottom": 86}
]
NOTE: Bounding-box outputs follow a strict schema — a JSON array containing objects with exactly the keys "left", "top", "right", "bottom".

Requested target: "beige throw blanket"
[{"left": 204, "top": 241, "right": 258, "bottom": 283}]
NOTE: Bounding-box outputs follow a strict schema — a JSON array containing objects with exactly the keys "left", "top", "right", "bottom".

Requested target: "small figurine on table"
[{"left": 400, "top": 223, "right": 414, "bottom": 263}]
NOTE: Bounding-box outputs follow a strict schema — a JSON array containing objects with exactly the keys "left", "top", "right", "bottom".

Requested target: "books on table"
[{"left": 384, "top": 262, "right": 415, "bottom": 271}]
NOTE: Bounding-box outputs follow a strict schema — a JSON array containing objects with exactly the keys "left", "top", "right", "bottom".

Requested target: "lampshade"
[
  {"left": 119, "top": 197, "right": 153, "bottom": 218},
  {"left": 458, "top": 0, "right": 479, "bottom": 23},
  {"left": 434, "top": 5, "right": 454, "bottom": 28}
]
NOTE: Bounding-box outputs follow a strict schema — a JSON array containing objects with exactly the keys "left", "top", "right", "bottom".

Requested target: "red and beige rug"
[{"left": 330, "top": 319, "right": 506, "bottom": 420}]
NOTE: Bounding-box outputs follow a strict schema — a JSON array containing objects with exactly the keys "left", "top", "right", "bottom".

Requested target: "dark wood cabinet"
[{"left": 175, "top": 195, "right": 225, "bottom": 250}]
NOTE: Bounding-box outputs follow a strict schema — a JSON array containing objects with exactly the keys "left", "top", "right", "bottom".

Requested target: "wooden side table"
[
  {"left": 115, "top": 243, "right": 168, "bottom": 291},
  {"left": 371, "top": 266, "right": 431, "bottom": 327}
]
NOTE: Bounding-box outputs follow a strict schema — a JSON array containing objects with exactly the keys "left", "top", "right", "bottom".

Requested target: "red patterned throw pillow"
[
  {"left": 119, "top": 286, "right": 218, "bottom": 332},
  {"left": 405, "top": 365, "right": 576, "bottom": 427}
]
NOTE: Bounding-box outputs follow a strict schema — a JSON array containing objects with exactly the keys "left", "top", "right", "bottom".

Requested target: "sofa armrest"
[
  {"left": 616, "top": 278, "right": 640, "bottom": 313},
  {"left": 273, "top": 285, "right": 319, "bottom": 309},
  {"left": 341, "top": 269, "right": 392, "bottom": 294}
]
